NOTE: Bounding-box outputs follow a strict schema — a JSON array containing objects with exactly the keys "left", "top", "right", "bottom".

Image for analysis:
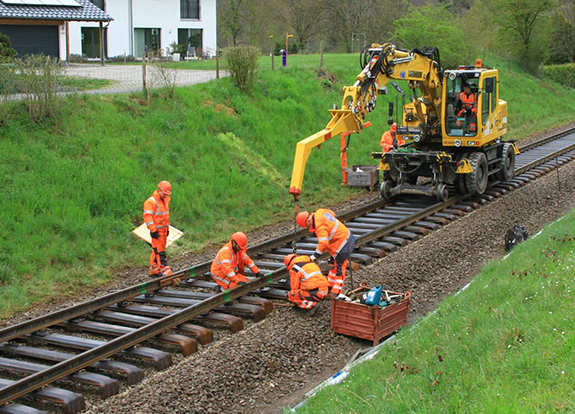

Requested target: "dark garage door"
[{"left": 0, "top": 25, "right": 59, "bottom": 57}]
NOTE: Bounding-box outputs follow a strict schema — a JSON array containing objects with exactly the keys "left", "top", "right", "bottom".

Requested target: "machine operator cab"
[{"left": 442, "top": 60, "right": 507, "bottom": 149}]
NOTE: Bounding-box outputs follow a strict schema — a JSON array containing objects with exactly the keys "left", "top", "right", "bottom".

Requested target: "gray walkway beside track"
[{"left": 63, "top": 63, "right": 223, "bottom": 94}]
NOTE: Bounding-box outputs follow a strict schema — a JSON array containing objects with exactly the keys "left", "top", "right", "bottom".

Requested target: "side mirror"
[{"left": 485, "top": 77, "right": 494, "bottom": 94}]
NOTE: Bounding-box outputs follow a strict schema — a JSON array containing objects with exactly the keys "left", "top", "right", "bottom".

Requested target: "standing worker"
[
  {"left": 380, "top": 122, "right": 405, "bottom": 153},
  {"left": 210, "top": 232, "right": 265, "bottom": 291},
  {"left": 296, "top": 209, "right": 356, "bottom": 296},
  {"left": 284, "top": 254, "right": 329, "bottom": 310},
  {"left": 143, "top": 180, "right": 173, "bottom": 277}
]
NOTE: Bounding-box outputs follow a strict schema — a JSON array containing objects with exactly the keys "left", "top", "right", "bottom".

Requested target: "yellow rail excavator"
[{"left": 289, "top": 43, "right": 518, "bottom": 202}]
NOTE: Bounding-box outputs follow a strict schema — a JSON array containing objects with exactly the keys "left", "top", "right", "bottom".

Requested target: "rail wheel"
[
  {"left": 497, "top": 142, "right": 515, "bottom": 182},
  {"left": 380, "top": 180, "right": 393, "bottom": 200},
  {"left": 465, "top": 152, "right": 488, "bottom": 195},
  {"left": 436, "top": 183, "right": 449, "bottom": 201}
]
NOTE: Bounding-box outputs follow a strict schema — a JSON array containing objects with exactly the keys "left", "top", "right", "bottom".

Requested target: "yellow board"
[{"left": 132, "top": 224, "right": 183, "bottom": 248}]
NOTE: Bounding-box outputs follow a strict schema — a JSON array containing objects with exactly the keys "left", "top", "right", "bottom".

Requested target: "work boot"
[
  {"left": 161, "top": 266, "right": 173, "bottom": 276},
  {"left": 149, "top": 264, "right": 161, "bottom": 277},
  {"left": 144, "top": 292, "right": 156, "bottom": 299}
]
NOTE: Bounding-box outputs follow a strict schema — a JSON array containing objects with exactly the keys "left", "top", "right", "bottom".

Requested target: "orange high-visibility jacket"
[
  {"left": 310, "top": 208, "right": 351, "bottom": 257},
  {"left": 143, "top": 190, "right": 170, "bottom": 233},
  {"left": 211, "top": 241, "right": 259, "bottom": 283},
  {"left": 458, "top": 92, "right": 477, "bottom": 116},
  {"left": 289, "top": 256, "right": 329, "bottom": 292},
  {"left": 380, "top": 130, "right": 406, "bottom": 153}
]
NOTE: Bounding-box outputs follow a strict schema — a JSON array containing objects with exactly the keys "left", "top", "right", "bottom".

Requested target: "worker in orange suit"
[
  {"left": 296, "top": 209, "right": 356, "bottom": 296},
  {"left": 210, "top": 232, "right": 264, "bottom": 291},
  {"left": 380, "top": 122, "right": 405, "bottom": 153},
  {"left": 456, "top": 83, "right": 477, "bottom": 132},
  {"left": 143, "top": 180, "right": 173, "bottom": 277},
  {"left": 284, "top": 254, "right": 329, "bottom": 309}
]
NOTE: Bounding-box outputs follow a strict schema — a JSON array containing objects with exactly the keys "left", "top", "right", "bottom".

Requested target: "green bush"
[
  {"left": 224, "top": 45, "right": 259, "bottom": 92},
  {"left": 68, "top": 54, "right": 86, "bottom": 63},
  {"left": 543, "top": 63, "right": 575, "bottom": 88},
  {"left": 0, "top": 31, "right": 16, "bottom": 59}
]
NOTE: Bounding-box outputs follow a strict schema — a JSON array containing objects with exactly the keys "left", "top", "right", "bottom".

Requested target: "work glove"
[
  {"left": 150, "top": 231, "right": 160, "bottom": 239},
  {"left": 166, "top": 228, "right": 170, "bottom": 237},
  {"left": 309, "top": 255, "right": 316, "bottom": 262},
  {"left": 284, "top": 292, "right": 289, "bottom": 299},
  {"left": 255, "top": 272, "right": 266, "bottom": 279},
  {"left": 238, "top": 281, "right": 247, "bottom": 287}
]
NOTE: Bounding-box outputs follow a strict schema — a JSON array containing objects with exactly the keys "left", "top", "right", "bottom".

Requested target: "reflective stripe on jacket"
[
  {"left": 210, "top": 241, "right": 259, "bottom": 285},
  {"left": 289, "top": 256, "right": 329, "bottom": 292},
  {"left": 458, "top": 92, "right": 477, "bottom": 115},
  {"left": 310, "top": 208, "right": 350, "bottom": 257},
  {"left": 143, "top": 190, "right": 170, "bottom": 233}
]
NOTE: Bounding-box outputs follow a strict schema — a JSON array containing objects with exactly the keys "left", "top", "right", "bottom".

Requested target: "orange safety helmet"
[
  {"left": 158, "top": 181, "right": 172, "bottom": 195},
  {"left": 231, "top": 232, "right": 248, "bottom": 250},
  {"left": 296, "top": 211, "right": 310, "bottom": 228},
  {"left": 284, "top": 254, "right": 297, "bottom": 269}
]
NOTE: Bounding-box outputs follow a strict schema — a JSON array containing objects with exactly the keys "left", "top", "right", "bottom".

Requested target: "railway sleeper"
[
  {"left": 108, "top": 304, "right": 244, "bottom": 333},
  {"left": 412, "top": 220, "right": 441, "bottom": 230},
  {"left": 132, "top": 295, "right": 267, "bottom": 322},
  {"left": 158, "top": 290, "right": 274, "bottom": 315},
  {"left": 0, "top": 378, "right": 85, "bottom": 414},
  {"left": 93, "top": 310, "right": 213, "bottom": 345},
  {"left": 390, "top": 231, "right": 420, "bottom": 241},
  {"left": 402, "top": 225, "right": 430, "bottom": 235},
  {"left": 367, "top": 241, "right": 398, "bottom": 252},
  {"left": 0, "top": 343, "right": 144, "bottom": 385},
  {"left": 0, "top": 357, "right": 119, "bottom": 399},
  {"left": 0, "top": 403, "right": 48, "bottom": 414},
  {"left": 356, "top": 246, "right": 386, "bottom": 258},
  {"left": 57, "top": 320, "right": 197, "bottom": 357},
  {"left": 23, "top": 333, "right": 172, "bottom": 371}
]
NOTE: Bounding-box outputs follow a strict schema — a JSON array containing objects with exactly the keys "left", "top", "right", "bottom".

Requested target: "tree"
[
  {"left": 493, "top": 0, "right": 556, "bottom": 72},
  {"left": 393, "top": 3, "right": 471, "bottom": 68},
  {"left": 548, "top": 10, "right": 575, "bottom": 63},
  {"left": 0, "top": 31, "right": 17, "bottom": 59}
]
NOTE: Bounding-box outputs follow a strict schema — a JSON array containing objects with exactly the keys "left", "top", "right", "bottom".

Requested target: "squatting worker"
[
  {"left": 284, "top": 254, "right": 329, "bottom": 309},
  {"left": 143, "top": 180, "right": 173, "bottom": 277},
  {"left": 380, "top": 122, "right": 405, "bottom": 153},
  {"left": 296, "top": 209, "right": 356, "bottom": 296},
  {"left": 210, "top": 232, "right": 265, "bottom": 291}
]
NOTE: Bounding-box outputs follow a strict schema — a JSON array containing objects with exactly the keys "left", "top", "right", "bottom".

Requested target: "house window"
[
  {"left": 178, "top": 28, "right": 202, "bottom": 56},
  {"left": 89, "top": 0, "right": 105, "bottom": 10},
  {"left": 181, "top": 0, "right": 200, "bottom": 19},
  {"left": 81, "top": 27, "right": 107, "bottom": 58},
  {"left": 134, "top": 28, "right": 161, "bottom": 58}
]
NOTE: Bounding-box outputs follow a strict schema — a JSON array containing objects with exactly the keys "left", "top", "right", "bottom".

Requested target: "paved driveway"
[{"left": 63, "top": 63, "right": 222, "bottom": 94}]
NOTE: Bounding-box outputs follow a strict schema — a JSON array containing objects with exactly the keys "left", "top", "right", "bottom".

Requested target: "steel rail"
[
  {"left": 1, "top": 129, "right": 574, "bottom": 405},
  {"left": 516, "top": 127, "right": 575, "bottom": 153},
  {"left": 0, "top": 194, "right": 461, "bottom": 404}
]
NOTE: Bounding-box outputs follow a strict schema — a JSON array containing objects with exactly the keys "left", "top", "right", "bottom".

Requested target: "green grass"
[
  {"left": 57, "top": 76, "right": 113, "bottom": 91},
  {"left": 1, "top": 52, "right": 575, "bottom": 319},
  {"left": 294, "top": 209, "right": 575, "bottom": 413}
]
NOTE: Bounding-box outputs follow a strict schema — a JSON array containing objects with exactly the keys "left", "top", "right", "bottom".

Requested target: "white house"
[{"left": 68, "top": 0, "right": 217, "bottom": 59}]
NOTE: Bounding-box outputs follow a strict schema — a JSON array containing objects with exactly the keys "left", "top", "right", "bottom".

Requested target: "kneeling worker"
[
  {"left": 284, "top": 254, "right": 329, "bottom": 309},
  {"left": 211, "top": 232, "right": 264, "bottom": 290},
  {"left": 296, "top": 209, "right": 356, "bottom": 296}
]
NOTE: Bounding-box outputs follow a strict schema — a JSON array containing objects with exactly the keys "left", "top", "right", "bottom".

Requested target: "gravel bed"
[{"left": 4, "top": 125, "right": 575, "bottom": 413}]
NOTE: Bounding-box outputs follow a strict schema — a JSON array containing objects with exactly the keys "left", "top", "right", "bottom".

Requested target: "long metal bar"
[{"left": 2, "top": 131, "right": 575, "bottom": 404}]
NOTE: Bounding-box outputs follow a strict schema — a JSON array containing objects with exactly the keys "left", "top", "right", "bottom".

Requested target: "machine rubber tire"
[
  {"left": 380, "top": 180, "right": 393, "bottom": 200},
  {"left": 497, "top": 142, "right": 515, "bottom": 182},
  {"left": 436, "top": 183, "right": 449, "bottom": 202},
  {"left": 465, "top": 152, "right": 488, "bottom": 195}
]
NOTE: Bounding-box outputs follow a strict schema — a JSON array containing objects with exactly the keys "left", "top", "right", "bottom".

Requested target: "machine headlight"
[
  {"left": 448, "top": 72, "right": 456, "bottom": 81},
  {"left": 413, "top": 134, "right": 421, "bottom": 142},
  {"left": 454, "top": 139, "right": 462, "bottom": 147}
]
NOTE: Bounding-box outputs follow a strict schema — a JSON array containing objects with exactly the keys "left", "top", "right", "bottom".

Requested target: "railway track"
[{"left": 1, "top": 128, "right": 575, "bottom": 413}]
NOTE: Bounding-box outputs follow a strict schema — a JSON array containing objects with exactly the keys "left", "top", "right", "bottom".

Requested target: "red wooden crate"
[{"left": 330, "top": 291, "right": 411, "bottom": 345}]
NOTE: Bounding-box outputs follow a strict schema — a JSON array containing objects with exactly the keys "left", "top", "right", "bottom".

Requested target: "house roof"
[{"left": 0, "top": 0, "right": 113, "bottom": 22}]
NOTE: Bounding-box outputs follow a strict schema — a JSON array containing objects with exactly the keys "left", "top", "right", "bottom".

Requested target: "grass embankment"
[
  {"left": 295, "top": 210, "right": 575, "bottom": 413},
  {"left": 1, "top": 53, "right": 575, "bottom": 319}
]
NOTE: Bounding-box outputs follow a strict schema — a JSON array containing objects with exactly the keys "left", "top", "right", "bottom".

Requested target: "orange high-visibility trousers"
[{"left": 288, "top": 288, "right": 327, "bottom": 309}]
